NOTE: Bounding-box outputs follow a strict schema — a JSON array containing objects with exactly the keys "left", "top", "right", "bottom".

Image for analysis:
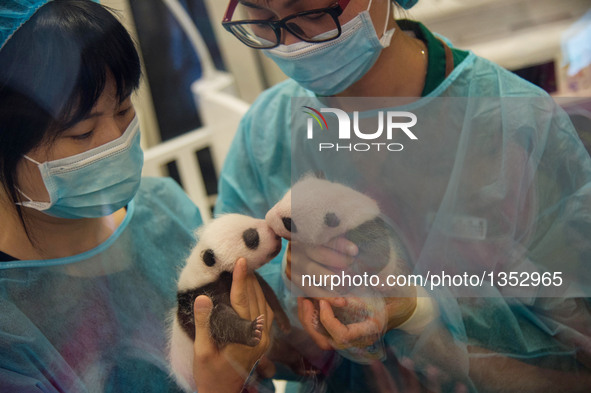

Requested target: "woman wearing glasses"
[{"left": 202, "top": 0, "right": 591, "bottom": 392}]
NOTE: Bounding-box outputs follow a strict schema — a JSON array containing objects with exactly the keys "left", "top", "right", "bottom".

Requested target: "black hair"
[{"left": 0, "top": 0, "right": 141, "bottom": 238}]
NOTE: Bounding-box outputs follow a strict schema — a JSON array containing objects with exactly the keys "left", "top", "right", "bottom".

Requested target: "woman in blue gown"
[
  {"left": 213, "top": 0, "right": 591, "bottom": 391},
  {"left": 0, "top": 1, "right": 272, "bottom": 392}
]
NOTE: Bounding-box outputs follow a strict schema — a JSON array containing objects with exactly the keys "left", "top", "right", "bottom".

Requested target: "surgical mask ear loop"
[
  {"left": 16, "top": 156, "right": 47, "bottom": 207},
  {"left": 15, "top": 187, "right": 34, "bottom": 204},
  {"left": 19, "top": 156, "right": 42, "bottom": 201},
  {"left": 23, "top": 155, "right": 42, "bottom": 166},
  {"left": 379, "top": 0, "right": 395, "bottom": 47},
  {"left": 367, "top": 0, "right": 394, "bottom": 47}
]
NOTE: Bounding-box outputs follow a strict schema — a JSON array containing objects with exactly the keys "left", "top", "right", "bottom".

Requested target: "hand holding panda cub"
[
  {"left": 169, "top": 214, "right": 291, "bottom": 391},
  {"left": 266, "top": 174, "right": 406, "bottom": 289},
  {"left": 265, "top": 175, "right": 414, "bottom": 361}
]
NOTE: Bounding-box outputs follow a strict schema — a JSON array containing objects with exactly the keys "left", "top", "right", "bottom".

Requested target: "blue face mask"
[
  {"left": 18, "top": 116, "right": 144, "bottom": 219},
  {"left": 264, "top": 0, "right": 394, "bottom": 96}
]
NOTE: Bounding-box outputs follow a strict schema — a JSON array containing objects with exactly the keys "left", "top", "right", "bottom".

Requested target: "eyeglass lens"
[{"left": 229, "top": 4, "right": 340, "bottom": 48}]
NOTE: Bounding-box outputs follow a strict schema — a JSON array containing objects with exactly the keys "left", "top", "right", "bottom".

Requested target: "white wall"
[{"left": 408, "top": 0, "right": 591, "bottom": 71}]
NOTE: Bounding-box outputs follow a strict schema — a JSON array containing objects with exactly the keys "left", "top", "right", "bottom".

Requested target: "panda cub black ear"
[
  {"left": 243, "top": 228, "right": 260, "bottom": 250},
  {"left": 324, "top": 212, "right": 340, "bottom": 228},
  {"left": 202, "top": 249, "right": 216, "bottom": 267}
]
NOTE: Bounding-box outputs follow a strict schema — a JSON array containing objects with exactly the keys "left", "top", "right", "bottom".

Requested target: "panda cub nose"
[
  {"left": 243, "top": 228, "right": 260, "bottom": 250},
  {"left": 282, "top": 217, "right": 297, "bottom": 233}
]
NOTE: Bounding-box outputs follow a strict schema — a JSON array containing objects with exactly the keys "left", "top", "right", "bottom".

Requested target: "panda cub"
[
  {"left": 169, "top": 214, "right": 290, "bottom": 392},
  {"left": 266, "top": 174, "right": 405, "bottom": 278},
  {"left": 265, "top": 175, "right": 411, "bottom": 362}
]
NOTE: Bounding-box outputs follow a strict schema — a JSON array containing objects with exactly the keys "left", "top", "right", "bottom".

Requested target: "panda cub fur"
[
  {"left": 169, "top": 214, "right": 290, "bottom": 392},
  {"left": 266, "top": 175, "right": 404, "bottom": 277},
  {"left": 265, "top": 175, "right": 408, "bottom": 338}
]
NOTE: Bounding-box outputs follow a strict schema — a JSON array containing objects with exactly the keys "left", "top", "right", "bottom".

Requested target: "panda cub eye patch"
[
  {"left": 324, "top": 212, "right": 340, "bottom": 227},
  {"left": 282, "top": 217, "right": 297, "bottom": 233},
  {"left": 242, "top": 228, "right": 260, "bottom": 250},
  {"left": 202, "top": 249, "right": 216, "bottom": 266}
]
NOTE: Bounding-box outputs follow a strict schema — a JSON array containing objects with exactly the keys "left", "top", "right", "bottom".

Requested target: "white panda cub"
[
  {"left": 169, "top": 214, "right": 290, "bottom": 392},
  {"left": 266, "top": 174, "right": 404, "bottom": 277},
  {"left": 265, "top": 175, "right": 411, "bottom": 345}
]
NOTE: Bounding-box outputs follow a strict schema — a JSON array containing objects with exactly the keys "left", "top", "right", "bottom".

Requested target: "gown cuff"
[{"left": 394, "top": 286, "right": 439, "bottom": 335}]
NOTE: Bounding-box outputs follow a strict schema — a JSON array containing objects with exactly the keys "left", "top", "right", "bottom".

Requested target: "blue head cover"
[
  {"left": 0, "top": 0, "right": 53, "bottom": 51},
  {"left": 0, "top": 0, "right": 100, "bottom": 51},
  {"left": 397, "top": 0, "right": 418, "bottom": 9}
]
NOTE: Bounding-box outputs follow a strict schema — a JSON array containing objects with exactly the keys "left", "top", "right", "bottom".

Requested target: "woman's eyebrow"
[
  {"left": 284, "top": 0, "right": 301, "bottom": 8},
  {"left": 81, "top": 98, "right": 132, "bottom": 120},
  {"left": 238, "top": 0, "right": 265, "bottom": 10}
]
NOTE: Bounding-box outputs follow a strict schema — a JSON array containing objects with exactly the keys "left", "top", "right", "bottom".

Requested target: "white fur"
[
  {"left": 266, "top": 175, "right": 407, "bottom": 284},
  {"left": 266, "top": 176, "right": 381, "bottom": 245},
  {"left": 177, "top": 214, "right": 280, "bottom": 290},
  {"left": 168, "top": 320, "right": 196, "bottom": 392},
  {"left": 169, "top": 214, "right": 282, "bottom": 391}
]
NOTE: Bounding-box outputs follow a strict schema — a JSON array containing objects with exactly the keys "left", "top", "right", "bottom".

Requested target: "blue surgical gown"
[
  {"left": 0, "top": 177, "right": 202, "bottom": 393},
  {"left": 215, "top": 51, "right": 591, "bottom": 392}
]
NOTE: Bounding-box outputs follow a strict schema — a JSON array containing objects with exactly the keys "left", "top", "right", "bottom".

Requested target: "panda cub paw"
[{"left": 247, "top": 314, "right": 265, "bottom": 346}]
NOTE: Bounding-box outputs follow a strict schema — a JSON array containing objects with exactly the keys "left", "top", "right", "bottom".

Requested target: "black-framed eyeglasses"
[{"left": 222, "top": 0, "right": 351, "bottom": 49}]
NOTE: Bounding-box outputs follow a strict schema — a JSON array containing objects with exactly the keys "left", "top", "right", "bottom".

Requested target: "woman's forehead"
[
  {"left": 238, "top": 0, "right": 333, "bottom": 11},
  {"left": 239, "top": 0, "right": 299, "bottom": 6}
]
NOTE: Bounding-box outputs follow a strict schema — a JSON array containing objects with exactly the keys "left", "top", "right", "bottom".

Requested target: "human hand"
[
  {"left": 289, "top": 238, "right": 377, "bottom": 351},
  {"left": 297, "top": 296, "right": 381, "bottom": 350},
  {"left": 297, "top": 295, "right": 418, "bottom": 351},
  {"left": 288, "top": 237, "right": 417, "bottom": 350},
  {"left": 193, "top": 258, "right": 274, "bottom": 393},
  {"left": 287, "top": 237, "right": 358, "bottom": 298}
]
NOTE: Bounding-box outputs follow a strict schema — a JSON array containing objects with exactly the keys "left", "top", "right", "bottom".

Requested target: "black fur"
[
  {"left": 324, "top": 212, "right": 340, "bottom": 227},
  {"left": 202, "top": 249, "right": 216, "bottom": 267},
  {"left": 282, "top": 217, "right": 296, "bottom": 233},
  {"left": 344, "top": 217, "right": 393, "bottom": 275},
  {"left": 177, "top": 271, "right": 290, "bottom": 347},
  {"left": 242, "top": 228, "right": 260, "bottom": 250}
]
